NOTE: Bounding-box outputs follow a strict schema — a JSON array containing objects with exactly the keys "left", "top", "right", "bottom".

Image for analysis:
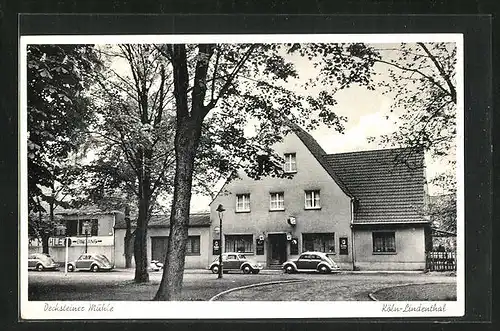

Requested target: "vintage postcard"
[{"left": 19, "top": 33, "right": 464, "bottom": 319}]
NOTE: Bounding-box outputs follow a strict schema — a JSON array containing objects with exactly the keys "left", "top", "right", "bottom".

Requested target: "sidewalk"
[{"left": 115, "top": 268, "right": 430, "bottom": 275}]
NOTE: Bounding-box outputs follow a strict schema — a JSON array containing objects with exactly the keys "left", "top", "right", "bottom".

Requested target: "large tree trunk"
[
  {"left": 134, "top": 154, "right": 152, "bottom": 283},
  {"left": 154, "top": 44, "right": 213, "bottom": 300},
  {"left": 124, "top": 205, "right": 133, "bottom": 268},
  {"left": 133, "top": 198, "right": 149, "bottom": 282},
  {"left": 154, "top": 120, "right": 202, "bottom": 300},
  {"left": 41, "top": 235, "right": 50, "bottom": 254}
]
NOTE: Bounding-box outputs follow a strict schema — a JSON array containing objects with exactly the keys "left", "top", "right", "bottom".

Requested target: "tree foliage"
[
  {"left": 366, "top": 42, "right": 457, "bottom": 191},
  {"left": 27, "top": 44, "right": 99, "bottom": 253},
  {"left": 27, "top": 44, "right": 98, "bottom": 210},
  {"left": 79, "top": 44, "right": 180, "bottom": 282}
]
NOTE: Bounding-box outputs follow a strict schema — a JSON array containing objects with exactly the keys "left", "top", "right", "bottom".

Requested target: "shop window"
[
  {"left": 372, "top": 232, "right": 396, "bottom": 253},
  {"left": 225, "top": 234, "right": 253, "bottom": 253},
  {"left": 304, "top": 190, "right": 321, "bottom": 209},
  {"left": 302, "top": 233, "right": 335, "bottom": 253},
  {"left": 269, "top": 192, "right": 285, "bottom": 211},
  {"left": 236, "top": 194, "right": 251, "bottom": 212}
]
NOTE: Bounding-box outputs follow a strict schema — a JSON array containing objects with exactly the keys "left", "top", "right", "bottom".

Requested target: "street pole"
[
  {"left": 64, "top": 236, "right": 69, "bottom": 276},
  {"left": 216, "top": 204, "right": 225, "bottom": 279},
  {"left": 85, "top": 230, "right": 88, "bottom": 253}
]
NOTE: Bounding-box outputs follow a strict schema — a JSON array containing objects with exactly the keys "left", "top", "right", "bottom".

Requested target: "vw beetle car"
[
  {"left": 149, "top": 260, "right": 164, "bottom": 271},
  {"left": 28, "top": 253, "right": 59, "bottom": 271},
  {"left": 66, "top": 253, "right": 114, "bottom": 272},
  {"left": 282, "top": 252, "right": 340, "bottom": 274},
  {"left": 208, "top": 252, "right": 263, "bottom": 274}
]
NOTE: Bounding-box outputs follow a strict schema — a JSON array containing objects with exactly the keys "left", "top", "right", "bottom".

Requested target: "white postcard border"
[{"left": 19, "top": 33, "right": 465, "bottom": 320}]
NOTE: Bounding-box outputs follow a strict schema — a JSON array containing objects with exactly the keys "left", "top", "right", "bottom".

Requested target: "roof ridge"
[
  {"left": 287, "top": 121, "right": 354, "bottom": 198},
  {"left": 325, "top": 146, "right": 417, "bottom": 157}
]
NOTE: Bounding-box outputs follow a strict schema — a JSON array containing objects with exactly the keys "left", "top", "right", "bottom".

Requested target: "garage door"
[{"left": 151, "top": 236, "right": 168, "bottom": 262}]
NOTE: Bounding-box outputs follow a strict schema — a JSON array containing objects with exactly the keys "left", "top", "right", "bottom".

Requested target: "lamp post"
[
  {"left": 82, "top": 221, "right": 90, "bottom": 253},
  {"left": 216, "top": 204, "right": 225, "bottom": 279}
]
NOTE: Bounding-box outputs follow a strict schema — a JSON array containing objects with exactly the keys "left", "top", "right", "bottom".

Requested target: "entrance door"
[
  {"left": 268, "top": 234, "right": 287, "bottom": 265},
  {"left": 151, "top": 236, "right": 168, "bottom": 262}
]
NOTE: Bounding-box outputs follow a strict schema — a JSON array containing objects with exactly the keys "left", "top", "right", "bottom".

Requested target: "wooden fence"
[{"left": 426, "top": 251, "right": 456, "bottom": 271}]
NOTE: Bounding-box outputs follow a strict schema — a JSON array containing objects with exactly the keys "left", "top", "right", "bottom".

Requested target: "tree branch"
[
  {"left": 205, "top": 44, "right": 257, "bottom": 113},
  {"left": 417, "top": 42, "right": 457, "bottom": 104},
  {"left": 375, "top": 58, "right": 453, "bottom": 101}
]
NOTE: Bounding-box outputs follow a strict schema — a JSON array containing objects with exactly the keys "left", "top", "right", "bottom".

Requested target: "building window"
[
  {"left": 372, "top": 232, "right": 396, "bottom": 253},
  {"left": 284, "top": 153, "right": 297, "bottom": 173},
  {"left": 225, "top": 235, "right": 253, "bottom": 253},
  {"left": 305, "top": 190, "right": 321, "bottom": 209},
  {"left": 236, "top": 194, "right": 251, "bottom": 212},
  {"left": 186, "top": 236, "right": 201, "bottom": 256},
  {"left": 65, "top": 219, "right": 98, "bottom": 236},
  {"left": 65, "top": 221, "right": 78, "bottom": 236},
  {"left": 302, "top": 233, "right": 335, "bottom": 253},
  {"left": 269, "top": 192, "right": 285, "bottom": 211}
]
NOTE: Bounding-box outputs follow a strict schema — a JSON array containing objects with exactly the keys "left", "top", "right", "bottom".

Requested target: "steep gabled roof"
[
  {"left": 114, "top": 213, "right": 211, "bottom": 229},
  {"left": 324, "top": 147, "right": 427, "bottom": 224},
  {"left": 288, "top": 122, "right": 354, "bottom": 198}
]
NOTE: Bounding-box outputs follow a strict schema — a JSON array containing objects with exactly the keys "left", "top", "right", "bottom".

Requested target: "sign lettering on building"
[{"left": 29, "top": 236, "right": 114, "bottom": 247}]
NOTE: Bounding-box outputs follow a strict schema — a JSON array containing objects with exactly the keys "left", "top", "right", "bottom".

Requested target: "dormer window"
[{"left": 284, "top": 153, "right": 297, "bottom": 173}]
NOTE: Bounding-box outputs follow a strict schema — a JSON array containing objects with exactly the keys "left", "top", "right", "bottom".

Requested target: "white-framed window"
[
  {"left": 305, "top": 190, "right": 321, "bottom": 209},
  {"left": 284, "top": 153, "right": 297, "bottom": 173},
  {"left": 302, "top": 233, "right": 335, "bottom": 253},
  {"left": 269, "top": 192, "right": 285, "bottom": 211},
  {"left": 236, "top": 193, "right": 251, "bottom": 212}
]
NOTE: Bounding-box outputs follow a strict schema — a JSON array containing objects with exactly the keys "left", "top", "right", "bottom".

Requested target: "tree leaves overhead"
[
  {"left": 370, "top": 42, "right": 457, "bottom": 160},
  {"left": 175, "top": 42, "right": 381, "bottom": 187},
  {"left": 27, "top": 44, "right": 99, "bottom": 211}
]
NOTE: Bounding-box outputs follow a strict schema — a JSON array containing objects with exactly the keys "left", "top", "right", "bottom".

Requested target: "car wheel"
[
  {"left": 242, "top": 265, "right": 252, "bottom": 274},
  {"left": 211, "top": 265, "right": 219, "bottom": 274},
  {"left": 91, "top": 264, "right": 100, "bottom": 272},
  {"left": 318, "top": 265, "right": 331, "bottom": 274},
  {"left": 36, "top": 264, "right": 44, "bottom": 272},
  {"left": 67, "top": 264, "right": 75, "bottom": 272},
  {"left": 284, "top": 264, "right": 295, "bottom": 274},
  {"left": 252, "top": 270, "right": 260, "bottom": 274}
]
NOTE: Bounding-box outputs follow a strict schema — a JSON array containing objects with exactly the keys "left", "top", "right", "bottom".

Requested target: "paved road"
[{"left": 27, "top": 269, "right": 455, "bottom": 301}]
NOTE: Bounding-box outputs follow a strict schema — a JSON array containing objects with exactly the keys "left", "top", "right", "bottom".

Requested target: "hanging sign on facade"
[
  {"left": 339, "top": 237, "right": 348, "bottom": 255},
  {"left": 213, "top": 239, "right": 221, "bottom": 255}
]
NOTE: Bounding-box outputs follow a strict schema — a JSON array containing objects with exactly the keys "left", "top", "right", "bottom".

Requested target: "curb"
[
  {"left": 368, "top": 282, "right": 449, "bottom": 301},
  {"left": 209, "top": 279, "right": 305, "bottom": 301}
]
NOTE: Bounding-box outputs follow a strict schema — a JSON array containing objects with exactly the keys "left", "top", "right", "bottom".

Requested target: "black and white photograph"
[{"left": 20, "top": 33, "right": 464, "bottom": 319}]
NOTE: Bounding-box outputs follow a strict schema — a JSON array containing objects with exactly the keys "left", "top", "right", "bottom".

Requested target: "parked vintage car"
[
  {"left": 28, "top": 253, "right": 59, "bottom": 271},
  {"left": 149, "top": 260, "right": 164, "bottom": 271},
  {"left": 208, "top": 253, "right": 263, "bottom": 274},
  {"left": 66, "top": 253, "right": 114, "bottom": 272},
  {"left": 282, "top": 252, "right": 340, "bottom": 274}
]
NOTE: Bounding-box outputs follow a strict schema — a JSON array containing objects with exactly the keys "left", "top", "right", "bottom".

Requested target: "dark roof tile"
[{"left": 324, "top": 147, "right": 427, "bottom": 224}]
